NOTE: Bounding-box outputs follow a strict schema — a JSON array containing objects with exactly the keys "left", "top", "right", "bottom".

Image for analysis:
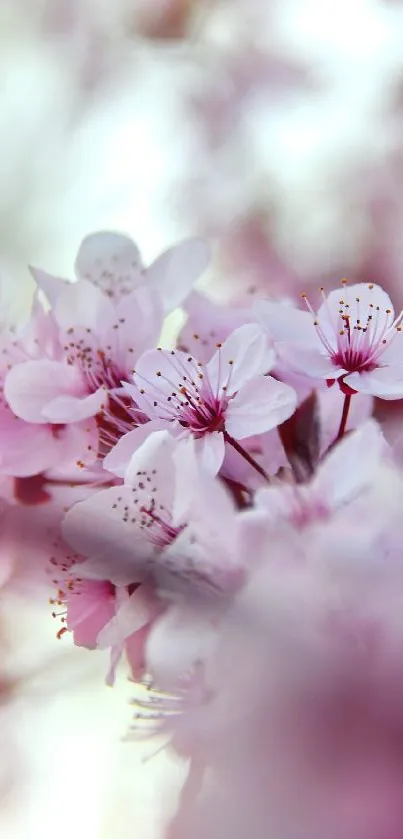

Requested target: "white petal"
[{"left": 225, "top": 376, "right": 297, "bottom": 439}]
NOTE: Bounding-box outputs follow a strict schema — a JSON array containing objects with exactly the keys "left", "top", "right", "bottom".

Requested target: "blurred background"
[{"left": 2, "top": 0, "right": 403, "bottom": 836}]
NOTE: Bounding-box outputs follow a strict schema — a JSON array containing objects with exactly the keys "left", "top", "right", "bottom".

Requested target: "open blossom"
[
  {"left": 5, "top": 233, "right": 209, "bottom": 467},
  {"left": 33, "top": 229, "right": 210, "bottom": 312},
  {"left": 49, "top": 544, "right": 158, "bottom": 686},
  {"left": 165, "top": 463, "right": 403, "bottom": 839},
  {"left": 107, "top": 324, "right": 297, "bottom": 476},
  {"left": 256, "top": 282, "right": 403, "bottom": 398},
  {"left": 245, "top": 419, "right": 388, "bottom": 532},
  {"left": 0, "top": 294, "right": 97, "bottom": 479},
  {"left": 63, "top": 432, "right": 244, "bottom": 688}
]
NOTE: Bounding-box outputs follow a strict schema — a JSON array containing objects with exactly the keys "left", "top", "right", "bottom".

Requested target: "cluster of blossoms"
[{"left": 2, "top": 230, "right": 403, "bottom": 837}]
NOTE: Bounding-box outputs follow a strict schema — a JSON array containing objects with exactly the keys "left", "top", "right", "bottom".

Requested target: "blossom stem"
[
  {"left": 336, "top": 393, "right": 352, "bottom": 442},
  {"left": 222, "top": 476, "right": 251, "bottom": 509},
  {"left": 224, "top": 432, "right": 270, "bottom": 482}
]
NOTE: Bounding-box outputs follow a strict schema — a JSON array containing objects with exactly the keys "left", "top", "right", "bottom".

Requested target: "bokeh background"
[{"left": 2, "top": 1, "right": 403, "bottom": 836}]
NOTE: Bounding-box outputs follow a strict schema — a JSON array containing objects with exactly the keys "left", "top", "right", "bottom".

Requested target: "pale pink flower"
[
  {"left": 247, "top": 419, "right": 388, "bottom": 532},
  {"left": 111, "top": 324, "right": 296, "bottom": 476},
  {"left": 177, "top": 290, "right": 253, "bottom": 364},
  {"left": 0, "top": 295, "right": 96, "bottom": 478},
  {"left": 256, "top": 282, "right": 403, "bottom": 398},
  {"left": 48, "top": 530, "right": 158, "bottom": 685},
  {"left": 5, "top": 233, "right": 209, "bottom": 466},
  {"left": 166, "top": 464, "right": 403, "bottom": 839},
  {"left": 33, "top": 229, "right": 210, "bottom": 312},
  {"left": 63, "top": 432, "right": 244, "bottom": 688}
]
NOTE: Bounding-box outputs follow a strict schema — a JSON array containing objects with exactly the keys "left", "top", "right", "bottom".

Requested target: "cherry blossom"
[
  {"left": 112, "top": 324, "right": 297, "bottom": 476},
  {"left": 34, "top": 229, "right": 210, "bottom": 312},
  {"left": 257, "top": 282, "right": 403, "bottom": 399},
  {"left": 245, "top": 419, "right": 388, "bottom": 532}
]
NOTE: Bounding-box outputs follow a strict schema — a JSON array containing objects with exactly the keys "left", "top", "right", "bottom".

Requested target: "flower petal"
[
  {"left": 314, "top": 419, "right": 387, "bottom": 510},
  {"left": 193, "top": 431, "right": 225, "bottom": 475},
  {"left": 62, "top": 486, "right": 157, "bottom": 585},
  {"left": 112, "top": 287, "right": 163, "bottom": 364},
  {"left": 75, "top": 231, "right": 144, "bottom": 299},
  {"left": 97, "top": 585, "right": 158, "bottom": 648},
  {"left": 225, "top": 376, "right": 297, "bottom": 439},
  {"left": 55, "top": 277, "right": 113, "bottom": 333},
  {"left": 345, "top": 367, "right": 403, "bottom": 400},
  {"left": 147, "top": 237, "right": 210, "bottom": 312},
  {"left": 146, "top": 604, "right": 218, "bottom": 690},
  {"left": 317, "top": 283, "right": 394, "bottom": 349},
  {"left": 29, "top": 266, "right": 69, "bottom": 307},
  {"left": 255, "top": 299, "right": 316, "bottom": 344},
  {"left": 276, "top": 342, "right": 346, "bottom": 380},
  {"left": 42, "top": 388, "right": 106, "bottom": 423},
  {"left": 4, "top": 360, "right": 84, "bottom": 423},
  {"left": 66, "top": 579, "right": 116, "bottom": 648},
  {"left": 207, "top": 324, "right": 275, "bottom": 395},
  {"left": 103, "top": 419, "right": 168, "bottom": 477},
  {"left": 130, "top": 349, "right": 203, "bottom": 419},
  {"left": 0, "top": 411, "right": 59, "bottom": 477}
]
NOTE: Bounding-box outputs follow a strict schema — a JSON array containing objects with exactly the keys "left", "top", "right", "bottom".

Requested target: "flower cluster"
[{"left": 2, "top": 232, "right": 403, "bottom": 838}]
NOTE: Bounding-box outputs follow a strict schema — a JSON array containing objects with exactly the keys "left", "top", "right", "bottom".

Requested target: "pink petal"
[
  {"left": 317, "top": 283, "right": 394, "bottom": 348},
  {"left": 125, "top": 428, "right": 176, "bottom": 488},
  {"left": 66, "top": 579, "right": 116, "bottom": 648},
  {"left": 207, "top": 324, "right": 275, "bottom": 394},
  {"left": 42, "top": 388, "right": 106, "bottom": 422},
  {"left": 62, "top": 486, "right": 155, "bottom": 585},
  {"left": 314, "top": 419, "right": 387, "bottom": 510},
  {"left": 178, "top": 291, "right": 252, "bottom": 363},
  {"left": 345, "top": 367, "right": 403, "bottom": 399},
  {"left": 146, "top": 604, "right": 217, "bottom": 690},
  {"left": 0, "top": 411, "right": 59, "bottom": 477},
  {"left": 97, "top": 585, "right": 158, "bottom": 648},
  {"left": 226, "top": 376, "right": 297, "bottom": 439},
  {"left": 4, "top": 360, "right": 84, "bottom": 423},
  {"left": 55, "top": 277, "right": 113, "bottom": 333},
  {"left": 147, "top": 237, "right": 210, "bottom": 312},
  {"left": 276, "top": 342, "right": 346, "bottom": 380},
  {"left": 29, "top": 266, "right": 69, "bottom": 307},
  {"left": 172, "top": 437, "right": 235, "bottom": 527},
  {"left": 130, "top": 349, "right": 201, "bottom": 418},
  {"left": 75, "top": 231, "right": 144, "bottom": 299},
  {"left": 112, "top": 287, "right": 163, "bottom": 364},
  {"left": 125, "top": 622, "right": 151, "bottom": 681},
  {"left": 103, "top": 419, "right": 168, "bottom": 477},
  {"left": 255, "top": 299, "right": 316, "bottom": 344},
  {"left": 193, "top": 431, "right": 225, "bottom": 475}
]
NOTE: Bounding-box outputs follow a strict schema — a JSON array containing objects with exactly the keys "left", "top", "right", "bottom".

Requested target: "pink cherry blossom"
[
  {"left": 34, "top": 229, "right": 210, "bottom": 312},
  {"left": 63, "top": 432, "right": 244, "bottom": 688},
  {"left": 257, "top": 282, "right": 403, "bottom": 399},
  {"left": 177, "top": 290, "right": 253, "bottom": 364},
  {"left": 246, "top": 419, "right": 388, "bottom": 532},
  {"left": 164, "top": 463, "right": 403, "bottom": 839},
  {"left": 0, "top": 295, "right": 97, "bottom": 479},
  {"left": 5, "top": 233, "right": 210, "bottom": 471},
  {"left": 48, "top": 529, "right": 159, "bottom": 685},
  {"left": 117, "top": 324, "right": 297, "bottom": 475}
]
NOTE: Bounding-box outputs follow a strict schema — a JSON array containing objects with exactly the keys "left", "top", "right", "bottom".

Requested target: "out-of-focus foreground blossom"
[{"left": 2, "top": 220, "right": 403, "bottom": 837}]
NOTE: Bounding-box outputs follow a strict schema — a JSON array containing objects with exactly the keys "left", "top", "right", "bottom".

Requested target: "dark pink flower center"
[
  {"left": 303, "top": 284, "right": 403, "bottom": 374},
  {"left": 134, "top": 348, "right": 232, "bottom": 437},
  {"left": 177, "top": 385, "right": 227, "bottom": 435}
]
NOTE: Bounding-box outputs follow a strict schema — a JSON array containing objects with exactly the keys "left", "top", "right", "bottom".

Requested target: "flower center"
[
  {"left": 134, "top": 348, "right": 231, "bottom": 436},
  {"left": 96, "top": 394, "right": 147, "bottom": 460},
  {"left": 112, "top": 471, "right": 183, "bottom": 551},
  {"left": 303, "top": 283, "right": 403, "bottom": 374}
]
